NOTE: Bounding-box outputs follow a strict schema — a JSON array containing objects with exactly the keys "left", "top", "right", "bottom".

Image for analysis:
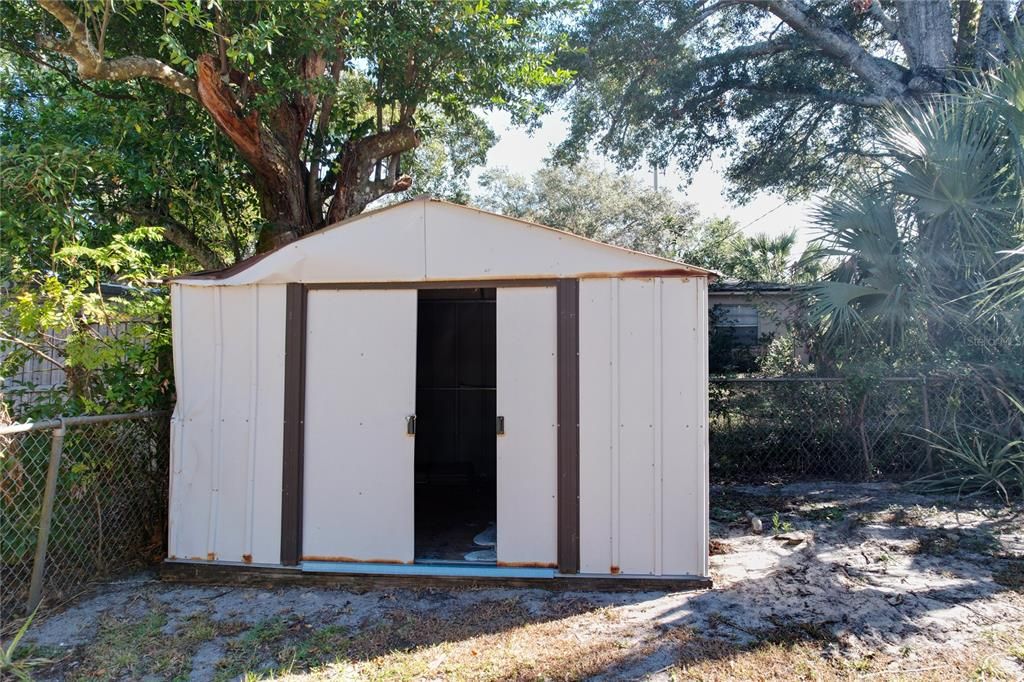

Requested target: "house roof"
[
  {"left": 709, "top": 279, "right": 801, "bottom": 294},
  {"left": 171, "top": 197, "right": 715, "bottom": 286}
]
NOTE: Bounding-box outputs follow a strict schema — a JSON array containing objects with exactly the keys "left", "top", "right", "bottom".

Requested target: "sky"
[{"left": 469, "top": 110, "right": 818, "bottom": 253}]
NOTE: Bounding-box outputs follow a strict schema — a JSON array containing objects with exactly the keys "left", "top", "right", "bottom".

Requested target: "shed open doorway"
[{"left": 414, "top": 287, "right": 497, "bottom": 563}]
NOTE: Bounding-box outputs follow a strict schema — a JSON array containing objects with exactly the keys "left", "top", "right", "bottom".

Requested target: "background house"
[{"left": 708, "top": 280, "right": 807, "bottom": 374}]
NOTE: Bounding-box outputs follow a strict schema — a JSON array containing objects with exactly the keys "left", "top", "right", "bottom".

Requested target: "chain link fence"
[
  {"left": 0, "top": 376, "right": 1015, "bottom": 621},
  {"left": 708, "top": 375, "right": 1018, "bottom": 483},
  {"left": 0, "top": 412, "right": 169, "bottom": 625}
]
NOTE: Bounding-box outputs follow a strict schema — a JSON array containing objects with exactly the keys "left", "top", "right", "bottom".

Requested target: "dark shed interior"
[{"left": 414, "top": 288, "right": 497, "bottom": 562}]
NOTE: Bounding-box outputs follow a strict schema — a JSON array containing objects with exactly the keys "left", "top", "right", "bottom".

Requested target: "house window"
[{"left": 713, "top": 304, "right": 759, "bottom": 347}]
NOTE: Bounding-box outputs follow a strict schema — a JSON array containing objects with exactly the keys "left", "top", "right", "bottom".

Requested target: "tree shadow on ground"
[{"left": 23, "top": 485, "right": 1024, "bottom": 680}]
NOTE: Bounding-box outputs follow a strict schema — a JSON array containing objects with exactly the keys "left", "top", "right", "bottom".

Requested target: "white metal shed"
[{"left": 166, "top": 197, "right": 712, "bottom": 586}]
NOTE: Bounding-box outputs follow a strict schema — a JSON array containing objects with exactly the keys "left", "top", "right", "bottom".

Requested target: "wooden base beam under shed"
[{"left": 160, "top": 560, "right": 712, "bottom": 593}]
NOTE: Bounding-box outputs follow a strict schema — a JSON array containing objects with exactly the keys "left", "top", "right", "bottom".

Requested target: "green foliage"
[
  {"left": 1, "top": 227, "right": 173, "bottom": 419},
  {"left": 0, "top": 604, "right": 51, "bottom": 682},
  {"left": 1, "top": 0, "right": 575, "bottom": 416},
  {"left": 1, "top": 0, "right": 573, "bottom": 261},
  {"left": 0, "top": 55, "right": 260, "bottom": 271},
  {"left": 804, "top": 51, "right": 1024, "bottom": 373},
  {"left": 551, "top": 0, "right": 889, "bottom": 198},
  {"left": 771, "top": 511, "right": 794, "bottom": 535},
  {"left": 723, "top": 231, "right": 798, "bottom": 282},
  {"left": 759, "top": 333, "right": 808, "bottom": 377},
  {"left": 911, "top": 393, "right": 1024, "bottom": 504},
  {"left": 553, "top": 2, "right": 1024, "bottom": 200},
  {"left": 381, "top": 110, "right": 498, "bottom": 205},
  {"left": 476, "top": 163, "right": 739, "bottom": 264},
  {"left": 720, "top": 230, "right": 825, "bottom": 283}
]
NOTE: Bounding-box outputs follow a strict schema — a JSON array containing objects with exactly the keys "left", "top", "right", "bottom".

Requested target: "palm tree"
[
  {"left": 803, "top": 39, "right": 1024, "bottom": 359},
  {"left": 725, "top": 230, "right": 798, "bottom": 282}
]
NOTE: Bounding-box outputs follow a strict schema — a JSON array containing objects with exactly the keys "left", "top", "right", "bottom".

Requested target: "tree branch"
[
  {"left": 0, "top": 40, "right": 139, "bottom": 100},
  {"left": 761, "top": 0, "right": 909, "bottom": 98},
  {"left": 735, "top": 81, "right": 891, "bottom": 107},
  {"left": 0, "top": 330, "right": 66, "bottom": 371},
  {"left": 955, "top": 0, "right": 981, "bottom": 66},
  {"left": 867, "top": 0, "right": 900, "bottom": 38},
  {"left": 160, "top": 221, "right": 227, "bottom": 270},
  {"left": 307, "top": 55, "right": 345, "bottom": 225},
  {"left": 325, "top": 124, "right": 420, "bottom": 223},
  {"left": 129, "top": 209, "right": 227, "bottom": 269},
  {"left": 195, "top": 54, "right": 278, "bottom": 181},
  {"left": 692, "top": 36, "right": 800, "bottom": 69},
  {"left": 36, "top": 0, "right": 198, "bottom": 99},
  {"left": 976, "top": 0, "right": 1014, "bottom": 70}
]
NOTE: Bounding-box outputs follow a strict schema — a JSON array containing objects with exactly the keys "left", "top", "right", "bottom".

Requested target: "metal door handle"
[
  {"left": 406, "top": 415, "right": 416, "bottom": 435},
  {"left": 496, "top": 416, "right": 505, "bottom": 435}
]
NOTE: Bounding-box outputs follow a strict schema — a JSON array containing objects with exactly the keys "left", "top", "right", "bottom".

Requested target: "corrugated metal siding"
[
  {"left": 495, "top": 287, "right": 558, "bottom": 567},
  {"left": 169, "top": 273, "right": 707, "bottom": 576},
  {"left": 578, "top": 277, "right": 708, "bottom": 577},
  {"left": 302, "top": 289, "right": 417, "bottom": 563},
  {"left": 168, "top": 284, "right": 285, "bottom": 564},
  {"left": 176, "top": 200, "right": 705, "bottom": 287}
]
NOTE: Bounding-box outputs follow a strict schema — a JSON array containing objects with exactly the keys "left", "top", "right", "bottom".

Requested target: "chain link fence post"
[
  {"left": 26, "top": 418, "right": 64, "bottom": 613},
  {"left": 2, "top": 411, "right": 170, "bottom": 623},
  {"left": 920, "top": 375, "right": 934, "bottom": 474}
]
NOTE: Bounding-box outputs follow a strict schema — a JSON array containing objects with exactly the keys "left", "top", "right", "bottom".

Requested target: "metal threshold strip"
[{"left": 301, "top": 561, "right": 556, "bottom": 579}]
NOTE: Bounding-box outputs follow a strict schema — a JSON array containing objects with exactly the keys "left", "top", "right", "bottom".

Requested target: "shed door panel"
[
  {"left": 496, "top": 287, "right": 558, "bottom": 567},
  {"left": 303, "top": 289, "right": 417, "bottom": 563}
]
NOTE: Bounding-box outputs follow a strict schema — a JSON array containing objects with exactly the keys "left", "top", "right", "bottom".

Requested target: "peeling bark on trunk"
[
  {"left": 35, "top": 0, "right": 427, "bottom": 260},
  {"left": 195, "top": 55, "right": 312, "bottom": 250}
]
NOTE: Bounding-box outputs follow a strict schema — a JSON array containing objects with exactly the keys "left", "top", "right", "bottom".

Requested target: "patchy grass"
[
  {"left": 912, "top": 528, "right": 1000, "bottom": 557},
  {"left": 667, "top": 623, "right": 1024, "bottom": 681},
  {"left": 215, "top": 616, "right": 291, "bottom": 680},
  {"left": 710, "top": 489, "right": 794, "bottom": 518},
  {"left": 292, "top": 606, "right": 641, "bottom": 680},
  {"left": 862, "top": 504, "right": 943, "bottom": 528},
  {"left": 22, "top": 484, "right": 1024, "bottom": 681},
  {"left": 669, "top": 632, "right": 1016, "bottom": 681},
  {"left": 993, "top": 560, "right": 1024, "bottom": 592},
  {"left": 208, "top": 599, "right": 635, "bottom": 681},
  {"left": 710, "top": 506, "right": 744, "bottom": 523},
  {"left": 57, "top": 607, "right": 239, "bottom": 681},
  {"left": 798, "top": 504, "right": 846, "bottom": 522}
]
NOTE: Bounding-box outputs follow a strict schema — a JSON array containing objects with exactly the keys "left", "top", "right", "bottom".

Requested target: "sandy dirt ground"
[{"left": 12, "top": 482, "right": 1024, "bottom": 681}]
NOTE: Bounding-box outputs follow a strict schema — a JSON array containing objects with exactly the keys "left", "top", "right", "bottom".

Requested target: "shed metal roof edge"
[{"left": 168, "top": 196, "right": 718, "bottom": 284}]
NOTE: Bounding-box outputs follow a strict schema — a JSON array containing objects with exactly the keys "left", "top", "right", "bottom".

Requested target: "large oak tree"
[
  {"left": 3, "top": 0, "right": 567, "bottom": 261},
  {"left": 554, "top": 0, "right": 1024, "bottom": 198}
]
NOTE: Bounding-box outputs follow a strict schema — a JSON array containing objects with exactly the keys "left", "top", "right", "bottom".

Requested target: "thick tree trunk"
[
  {"left": 955, "top": 0, "right": 982, "bottom": 67},
  {"left": 195, "top": 55, "right": 313, "bottom": 250},
  {"left": 36, "top": 1, "right": 423, "bottom": 257},
  {"left": 894, "top": 0, "right": 955, "bottom": 92},
  {"left": 976, "top": 0, "right": 1015, "bottom": 70}
]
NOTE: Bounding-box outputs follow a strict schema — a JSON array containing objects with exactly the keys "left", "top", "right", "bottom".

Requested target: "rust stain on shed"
[
  {"left": 301, "top": 555, "right": 412, "bottom": 565},
  {"left": 496, "top": 561, "right": 558, "bottom": 569}
]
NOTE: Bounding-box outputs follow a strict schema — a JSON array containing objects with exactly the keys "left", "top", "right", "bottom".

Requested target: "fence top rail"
[
  {"left": 0, "top": 410, "right": 171, "bottom": 436},
  {"left": 710, "top": 376, "right": 928, "bottom": 383}
]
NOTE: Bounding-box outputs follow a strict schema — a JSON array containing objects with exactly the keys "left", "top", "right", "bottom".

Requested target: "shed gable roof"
[{"left": 173, "top": 197, "right": 713, "bottom": 285}]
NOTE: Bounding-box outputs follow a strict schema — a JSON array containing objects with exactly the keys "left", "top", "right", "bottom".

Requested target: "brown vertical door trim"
[
  {"left": 556, "top": 279, "right": 581, "bottom": 574},
  {"left": 281, "top": 283, "right": 307, "bottom": 565}
]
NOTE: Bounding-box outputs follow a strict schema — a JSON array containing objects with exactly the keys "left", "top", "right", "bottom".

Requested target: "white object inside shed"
[{"left": 167, "top": 197, "right": 712, "bottom": 583}]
